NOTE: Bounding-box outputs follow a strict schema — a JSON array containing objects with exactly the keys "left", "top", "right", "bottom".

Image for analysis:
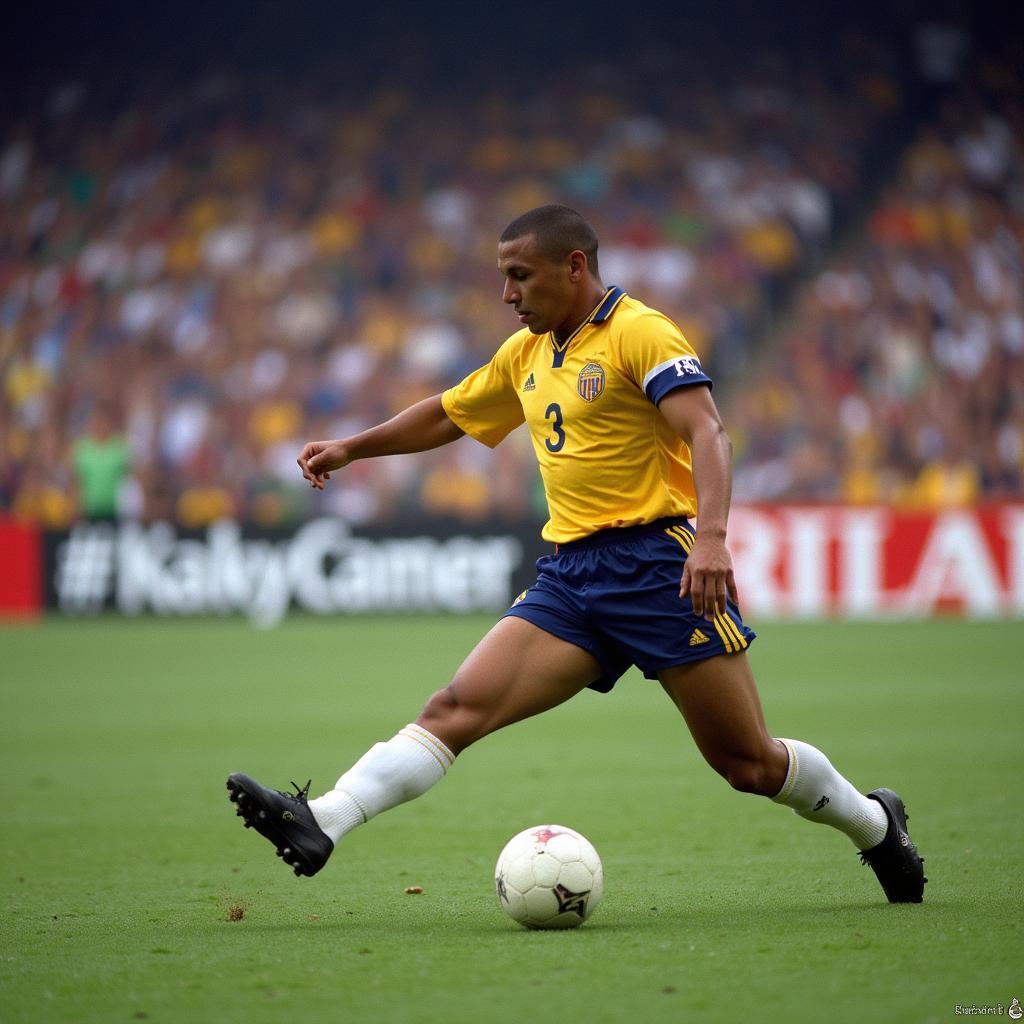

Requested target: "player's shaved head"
[{"left": 500, "top": 205, "right": 600, "bottom": 275}]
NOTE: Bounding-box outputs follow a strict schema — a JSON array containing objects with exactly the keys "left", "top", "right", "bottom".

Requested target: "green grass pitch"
[{"left": 1, "top": 615, "right": 1020, "bottom": 1024}]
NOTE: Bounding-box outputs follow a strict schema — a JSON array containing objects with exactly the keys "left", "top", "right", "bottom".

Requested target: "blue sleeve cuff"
[{"left": 643, "top": 356, "right": 713, "bottom": 404}]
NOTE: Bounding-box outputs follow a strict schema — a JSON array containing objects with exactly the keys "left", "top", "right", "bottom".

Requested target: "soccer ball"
[{"left": 494, "top": 824, "right": 603, "bottom": 930}]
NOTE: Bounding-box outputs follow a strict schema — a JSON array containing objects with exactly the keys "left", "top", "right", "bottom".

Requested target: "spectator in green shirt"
[{"left": 72, "top": 404, "right": 131, "bottom": 521}]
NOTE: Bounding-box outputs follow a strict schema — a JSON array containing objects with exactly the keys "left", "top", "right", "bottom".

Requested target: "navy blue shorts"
[{"left": 504, "top": 516, "right": 756, "bottom": 693}]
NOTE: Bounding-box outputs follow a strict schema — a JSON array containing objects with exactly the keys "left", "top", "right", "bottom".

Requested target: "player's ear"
[{"left": 568, "top": 249, "right": 587, "bottom": 281}]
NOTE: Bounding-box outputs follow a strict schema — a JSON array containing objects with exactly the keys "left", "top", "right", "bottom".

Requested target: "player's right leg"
[{"left": 227, "top": 616, "right": 601, "bottom": 876}]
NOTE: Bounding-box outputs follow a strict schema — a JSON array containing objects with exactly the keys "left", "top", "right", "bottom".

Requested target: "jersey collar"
[{"left": 551, "top": 286, "right": 626, "bottom": 354}]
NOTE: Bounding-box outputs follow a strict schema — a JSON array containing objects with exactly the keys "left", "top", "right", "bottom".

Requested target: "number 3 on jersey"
[{"left": 544, "top": 403, "right": 566, "bottom": 452}]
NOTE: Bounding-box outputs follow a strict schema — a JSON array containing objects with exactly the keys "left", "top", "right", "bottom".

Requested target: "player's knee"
[
  {"left": 418, "top": 685, "right": 460, "bottom": 726},
  {"left": 416, "top": 685, "right": 484, "bottom": 754},
  {"left": 421, "top": 688, "right": 458, "bottom": 720},
  {"left": 719, "top": 756, "right": 780, "bottom": 797}
]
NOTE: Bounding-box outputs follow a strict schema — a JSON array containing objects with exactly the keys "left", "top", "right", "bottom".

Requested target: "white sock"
[
  {"left": 308, "top": 724, "right": 455, "bottom": 844},
  {"left": 772, "top": 738, "right": 888, "bottom": 850}
]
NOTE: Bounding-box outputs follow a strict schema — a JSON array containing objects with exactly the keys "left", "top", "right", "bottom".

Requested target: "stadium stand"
[
  {"left": 1, "top": 23, "right": 1019, "bottom": 527},
  {"left": 731, "top": 56, "right": 1023, "bottom": 506}
]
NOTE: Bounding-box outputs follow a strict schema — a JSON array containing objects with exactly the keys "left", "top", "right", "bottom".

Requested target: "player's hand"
[
  {"left": 679, "top": 533, "right": 739, "bottom": 621},
  {"left": 297, "top": 440, "right": 351, "bottom": 490}
]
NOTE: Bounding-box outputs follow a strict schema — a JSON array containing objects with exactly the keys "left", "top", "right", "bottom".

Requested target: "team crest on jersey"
[{"left": 577, "top": 362, "right": 605, "bottom": 402}]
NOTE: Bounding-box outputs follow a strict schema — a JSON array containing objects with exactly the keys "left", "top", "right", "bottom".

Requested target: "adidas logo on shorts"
[{"left": 689, "top": 628, "right": 710, "bottom": 647}]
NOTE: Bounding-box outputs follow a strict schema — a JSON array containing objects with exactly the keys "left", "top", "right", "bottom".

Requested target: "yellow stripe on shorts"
[
  {"left": 712, "top": 616, "right": 736, "bottom": 653},
  {"left": 714, "top": 611, "right": 747, "bottom": 652},
  {"left": 664, "top": 525, "right": 747, "bottom": 653},
  {"left": 664, "top": 525, "right": 693, "bottom": 552}
]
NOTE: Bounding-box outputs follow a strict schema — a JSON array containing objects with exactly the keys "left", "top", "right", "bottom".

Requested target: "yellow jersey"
[{"left": 441, "top": 287, "right": 712, "bottom": 543}]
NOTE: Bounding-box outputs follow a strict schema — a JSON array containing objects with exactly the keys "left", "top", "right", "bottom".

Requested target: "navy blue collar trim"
[{"left": 591, "top": 285, "right": 626, "bottom": 322}]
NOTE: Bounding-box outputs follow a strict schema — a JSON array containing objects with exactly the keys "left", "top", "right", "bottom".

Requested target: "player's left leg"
[
  {"left": 658, "top": 651, "right": 926, "bottom": 902},
  {"left": 658, "top": 651, "right": 787, "bottom": 793}
]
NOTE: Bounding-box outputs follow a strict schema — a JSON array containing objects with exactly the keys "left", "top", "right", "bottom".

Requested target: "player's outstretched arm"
[
  {"left": 657, "top": 385, "right": 739, "bottom": 620},
  {"left": 297, "top": 394, "right": 465, "bottom": 489}
]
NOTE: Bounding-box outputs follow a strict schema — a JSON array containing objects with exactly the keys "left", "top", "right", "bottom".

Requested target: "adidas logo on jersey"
[
  {"left": 522, "top": 373, "right": 535, "bottom": 392},
  {"left": 689, "top": 628, "right": 710, "bottom": 647}
]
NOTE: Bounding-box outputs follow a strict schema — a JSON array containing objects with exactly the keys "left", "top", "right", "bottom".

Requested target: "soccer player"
[{"left": 227, "top": 205, "right": 926, "bottom": 904}]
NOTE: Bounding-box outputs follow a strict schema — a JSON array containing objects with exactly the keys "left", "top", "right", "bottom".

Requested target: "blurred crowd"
[
  {"left": 1, "top": 28, "right": 1018, "bottom": 532},
  {"left": 731, "top": 58, "right": 1024, "bottom": 505}
]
